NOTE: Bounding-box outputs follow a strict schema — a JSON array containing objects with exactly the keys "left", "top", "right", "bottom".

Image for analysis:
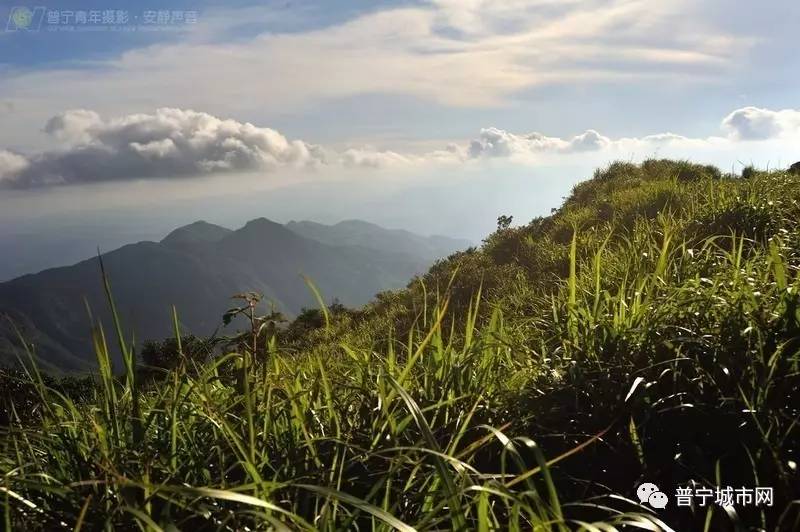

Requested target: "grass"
[{"left": 1, "top": 159, "right": 800, "bottom": 530}]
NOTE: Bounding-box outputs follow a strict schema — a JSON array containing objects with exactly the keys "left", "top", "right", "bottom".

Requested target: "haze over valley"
[{"left": 0, "top": 217, "right": 469, "bottom": 370}]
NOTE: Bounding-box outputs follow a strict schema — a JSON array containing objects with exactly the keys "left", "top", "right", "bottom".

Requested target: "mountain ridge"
[
  {"left": 286, "top": 219, "right": 471, "bottom": 260},
  {"left": 0, "top": 218, "right": 468, "bottom": 371},
  {"left": 161, "top": 220, "right": 233, "bottom": 248}
]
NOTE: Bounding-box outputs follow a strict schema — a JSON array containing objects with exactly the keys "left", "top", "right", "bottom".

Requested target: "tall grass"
[
  {"left": 2, "top": 160, "right": 799, "bottom": 530},
  {"left": 1, "top": 289, "right": 667, "bottom": 530}
]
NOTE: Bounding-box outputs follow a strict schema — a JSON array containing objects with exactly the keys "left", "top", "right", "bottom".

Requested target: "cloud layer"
[
  {"left": 1, "top": 108, "right": 333, "bottom": 187},
  {"left": 468, "top": 128, "right": 612, "bottom": 158},
  {"left": 465, "top": 106, "right": 800, "bottom": 163},
  {"left": 0, "top": 0, "right": 754, "bottom": 152},
  {"left": 2, "top": 104, "right": 799, "bottom": 189}
]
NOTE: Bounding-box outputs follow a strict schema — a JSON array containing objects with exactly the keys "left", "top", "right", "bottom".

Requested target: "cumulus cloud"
[
  {"left": 0, "top": 150, "right": 29, "bottom": 182},
  {"left": 467, "top": 127, "right": 611, "bottom": 158},
  {"left": 43, "top": 109, "right": 103, "bottom": 144},
  {"left": 722, "top": 106, "right": 800, "bottom": 140},
  {"left": 463, "top": 126, "right": 727, "bottom": 162},
  {"left": 1, "top": 108, "right": 341, "bottom": 187},
  {"left": 2, "top": 104, "right": 799, "bottom": 188},
  {"left": 464, "top": 105, "right": 800, "bottom": 163},
  {"left": 0, "top": 108, "right": 443, "bottom": 188}
]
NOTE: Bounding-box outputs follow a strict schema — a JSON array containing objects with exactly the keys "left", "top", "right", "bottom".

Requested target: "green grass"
[{"left": 2, "top": 159, "right": 800, "bottom": 530}]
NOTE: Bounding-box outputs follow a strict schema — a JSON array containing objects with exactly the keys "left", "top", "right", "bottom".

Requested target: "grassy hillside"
[{"left": 2, "top": 160, "right": 800, "bottom": 530}]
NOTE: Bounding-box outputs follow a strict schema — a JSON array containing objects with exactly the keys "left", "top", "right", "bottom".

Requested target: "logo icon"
[
  {"left": 11, "top": 7, "right": 32, "bottom": 28},
  {"left": 6, "top": 6, "right": 45, "bottom": 32},
  {"left": 637, "top": 482, "right": 669, "bottom": 509}
]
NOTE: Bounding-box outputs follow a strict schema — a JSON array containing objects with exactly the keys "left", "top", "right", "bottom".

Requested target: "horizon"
[
  {"left": 0, "top": 213, "right": 477, "bottom": 281},
  {"left": 1, "top": 1, "right": 799, "bottom": 279}
]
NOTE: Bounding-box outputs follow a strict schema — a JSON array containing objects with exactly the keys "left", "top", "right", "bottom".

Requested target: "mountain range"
[{"left": 0, "top": 219, "right": 469, "bottom": 372}]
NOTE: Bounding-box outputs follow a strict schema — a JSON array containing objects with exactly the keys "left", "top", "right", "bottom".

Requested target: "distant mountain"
[
  {"left": 0, "top": 219, "right": 467, "bottom": 371},
  {"left": 286, "top": 219, "right": 471, "bottom": 260},
  {"left": 161, "top": 220, "right": 233, "bottom": 249}
]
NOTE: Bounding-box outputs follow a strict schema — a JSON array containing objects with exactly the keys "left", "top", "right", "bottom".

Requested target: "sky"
[{"left": 0, "top": 0, "right": 799, "bottom": 279}]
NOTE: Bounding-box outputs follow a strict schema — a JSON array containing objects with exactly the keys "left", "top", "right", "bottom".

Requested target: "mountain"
[
  {"left": 160, "top": 220, "right": 233, "bottom": 249},
  {"left": 0, "top": 218, "right": 467, "bottom": 371},
  {"left": 286, "top": 219, "right": 471, "bottom": 260}
]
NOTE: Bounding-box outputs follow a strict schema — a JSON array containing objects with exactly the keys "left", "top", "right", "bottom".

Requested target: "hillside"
[
  {"left": 0, "top": 219, "right": 465, "bottom": 371},
  {"left": 2, "top": 160, "right": 800, "bottom": 530}
]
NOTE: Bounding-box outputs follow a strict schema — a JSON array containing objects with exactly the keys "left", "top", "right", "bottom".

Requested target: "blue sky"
[
  {"left": 0, "top": 0, "right": 799, "bottom": 277},
  {"left": 1, "top": 0, "right": 798, "bottom": 148},
  {"left": 0, "top": 1, "right": 407, "bottom": 69}
]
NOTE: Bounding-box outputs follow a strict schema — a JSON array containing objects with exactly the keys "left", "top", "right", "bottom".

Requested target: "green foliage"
[
  {"left": 141, "top": 335, "right": 213, "bottom": 369},
  {"left": 742, "top": 165, "right": 757, "bottom": 179},
  {"left": 2, "top": 160, "right": 800, "bottom": 530},
  {"left": 497, "top": 215, "right": 514, "bottom": 230}
]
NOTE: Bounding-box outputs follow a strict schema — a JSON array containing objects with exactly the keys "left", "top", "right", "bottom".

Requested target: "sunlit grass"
[{"left": 2, "top": 160, "right": 799, "bottom": 530}]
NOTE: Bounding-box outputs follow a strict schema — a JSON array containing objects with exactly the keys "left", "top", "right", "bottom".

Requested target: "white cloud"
[
  {"left": 2, "top": 108, "right": 333, "bottom": 187},
  {"left": 0, "top": 0, "right": 749, "bottom": 152},
  {"left": 341, "top": 148, "right": 412, "bottom": 169},
  {"left": 467, "top": 127, "right": 611, "bottom": 158},
  {"left": 0, "top": 108, "right": 434, "bottom": 188},
  {"left": 43, "top": 109, "right": 102, "bottom": 144},
  {"left": 0, "top": 150, "right": 29, "bottom": 182},
  {"left": 464, "top": 105, "right": 800, "bottom": 163},
  {"left": 721, "top": 106, "right": 800, "bottom": 140},
  {"left": 3, "top": 105, "right": 799, "bottom": 188},
  {"left": 567, "top": 130, "right": 611, "bottom": 152}
]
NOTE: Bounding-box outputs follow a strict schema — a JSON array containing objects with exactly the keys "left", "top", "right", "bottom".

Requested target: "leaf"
[{"left": 624, "top": 376, "right": 645, "bottom": 403}]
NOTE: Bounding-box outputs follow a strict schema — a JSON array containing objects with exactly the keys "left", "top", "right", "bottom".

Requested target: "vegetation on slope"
[{"left": 2, "top": 160, "right": 800, "bottom": 530}]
